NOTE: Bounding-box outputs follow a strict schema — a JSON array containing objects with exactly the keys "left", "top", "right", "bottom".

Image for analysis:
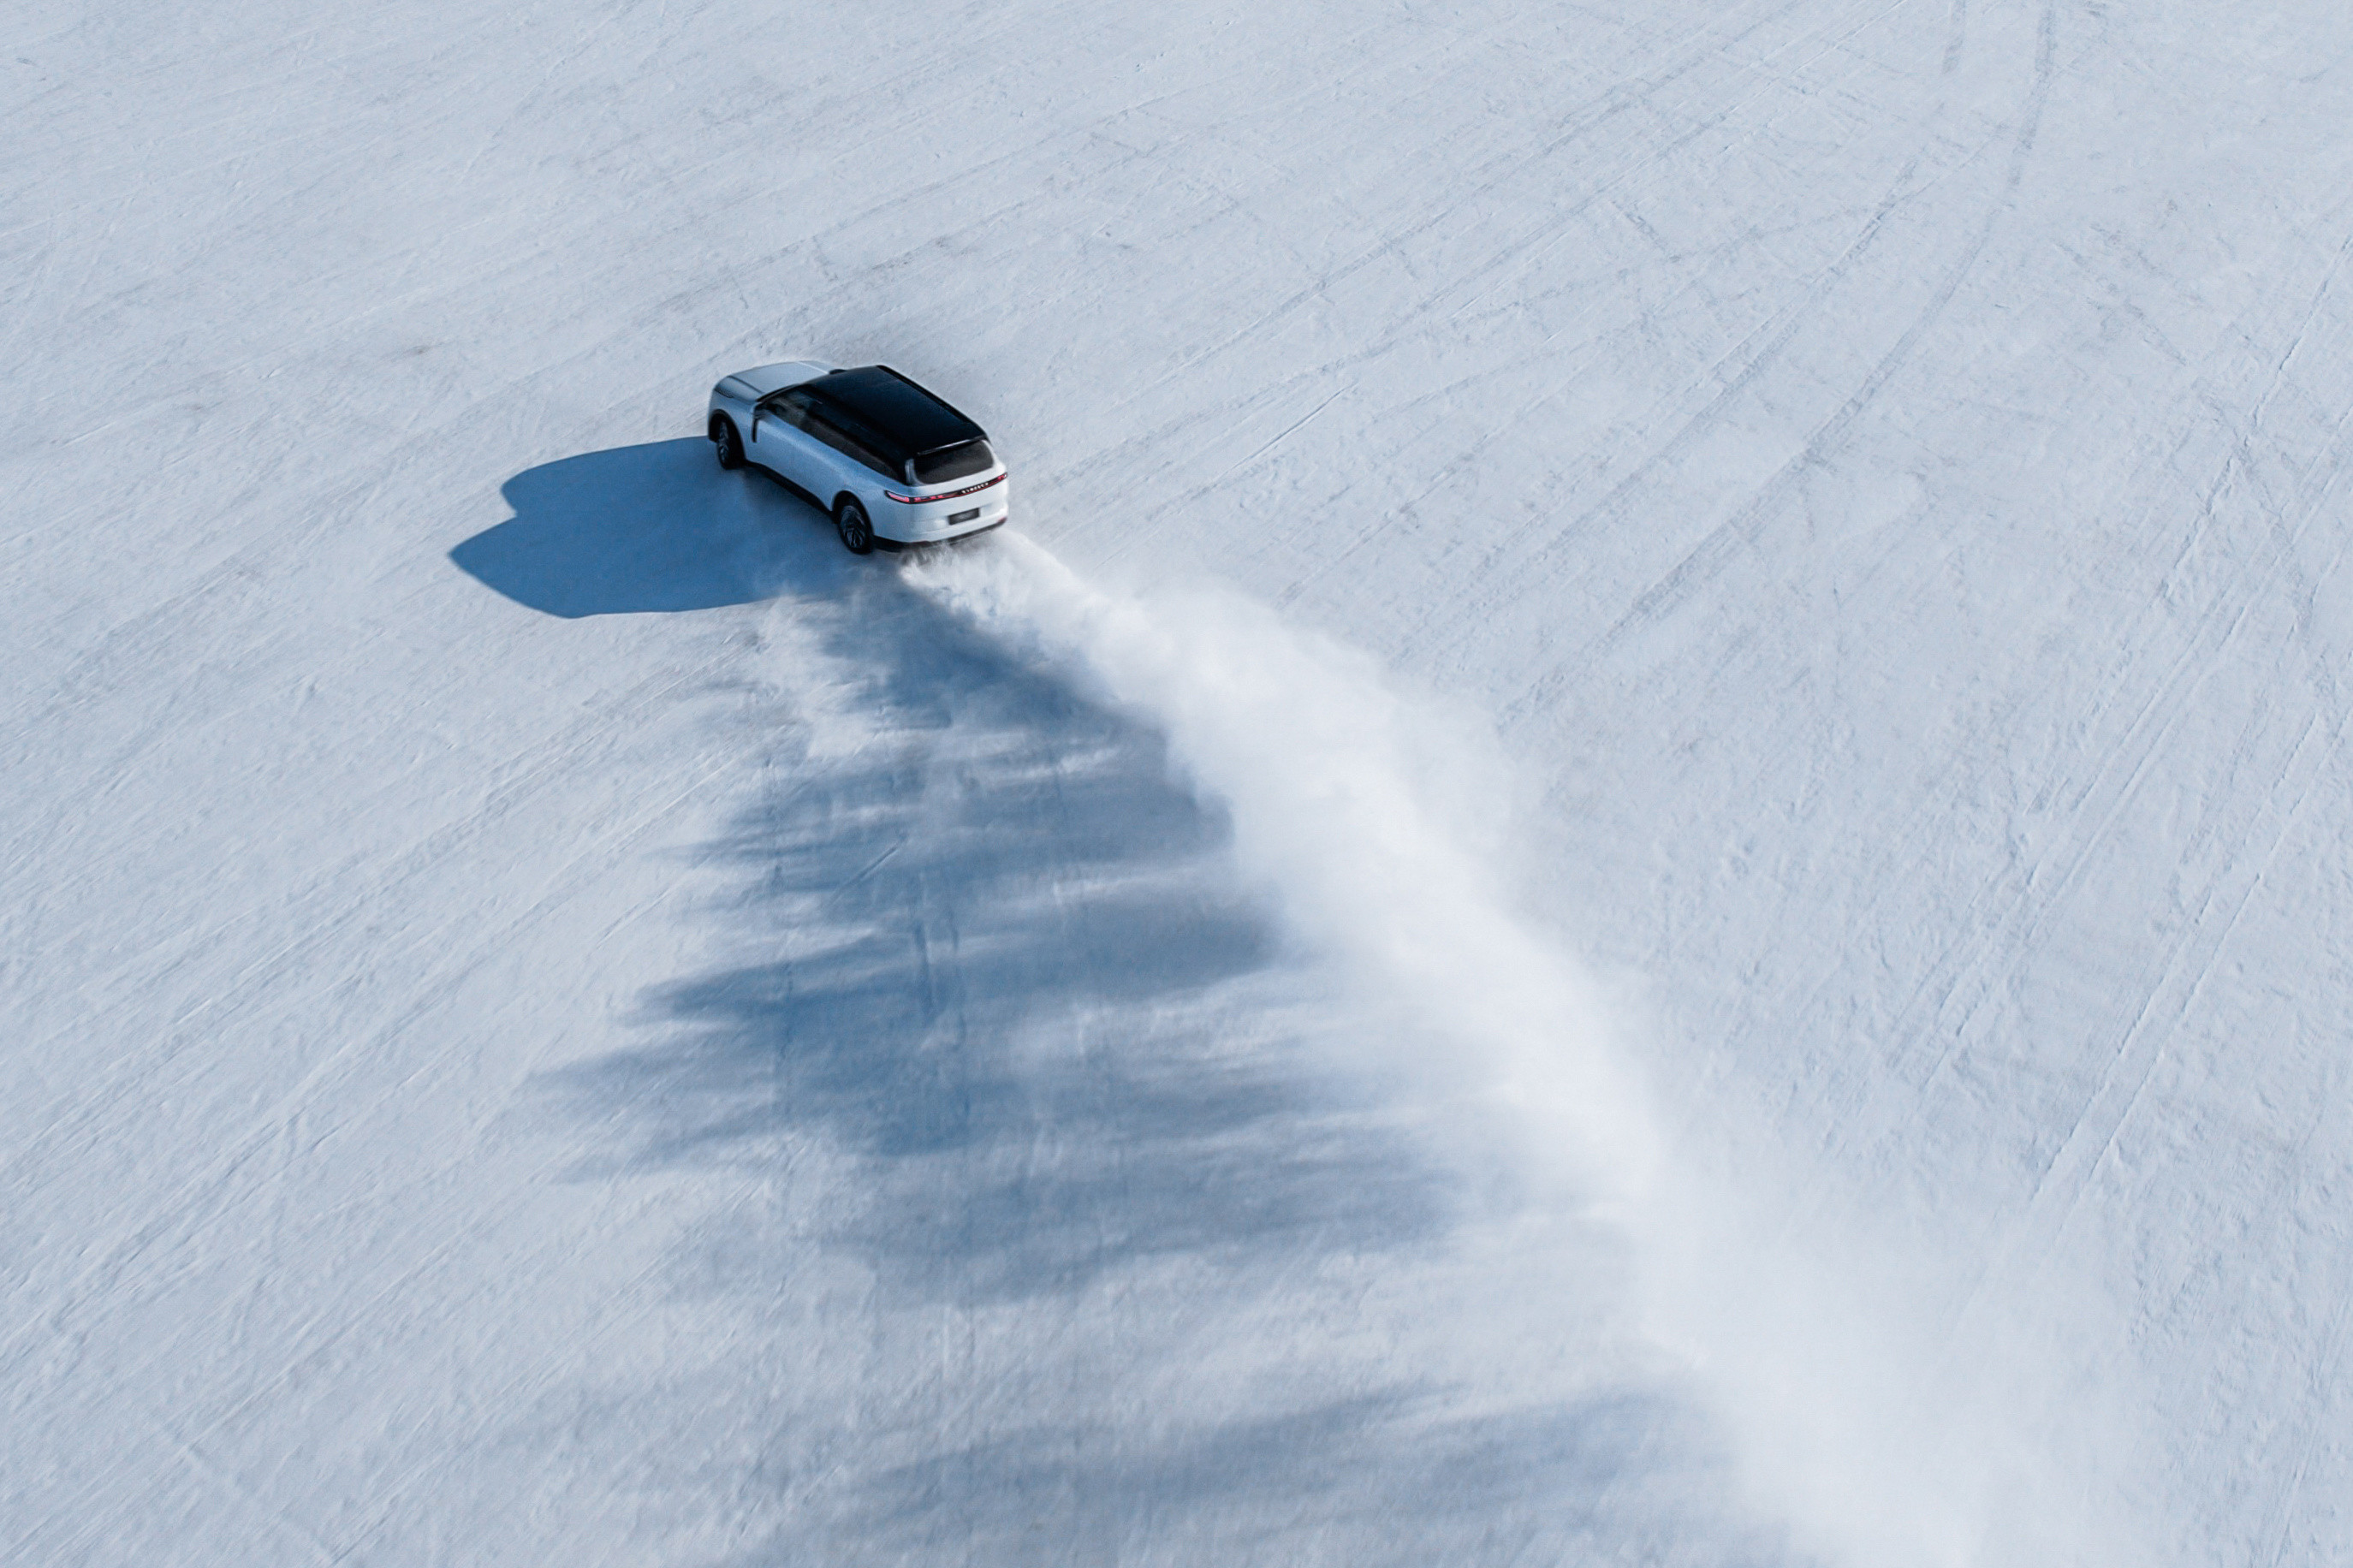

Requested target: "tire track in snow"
[
  {"left": 1829, "top": 220, "right": 2353, "bottom": 1193},
  {"left": 1049, "top": 0, "right": 1910, "bottom": 526},
  {"left": 1512, "top": 0, "right": 2062, "bottom": 710}
]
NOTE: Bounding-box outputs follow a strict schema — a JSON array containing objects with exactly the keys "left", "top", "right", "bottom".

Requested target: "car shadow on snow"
[
  {"left": 507, "top": 456, "right": 1784, "bottom": 1565},
  {"left": 450, "top": 437, "right": 825, "bottom": 617}
]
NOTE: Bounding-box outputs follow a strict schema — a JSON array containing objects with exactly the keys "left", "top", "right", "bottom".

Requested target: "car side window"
[
  {"left": 762, "top": 388, "right": 816, "bottom": 431},
  {"left": 805, "top": 406, "right": 900, "bottom": 479}
]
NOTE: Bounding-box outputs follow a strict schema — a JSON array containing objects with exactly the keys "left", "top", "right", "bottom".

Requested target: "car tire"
[
  {"left": 712, "top": 416, "right": 745, "bottom": 470},
  {"left": 835, "top": 497, "right": 876, "bottom": 555}
]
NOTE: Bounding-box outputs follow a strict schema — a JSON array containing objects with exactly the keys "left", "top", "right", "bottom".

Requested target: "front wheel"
[
  {"left": 712, "top": 416, "right": 745, "bottom": 470},
  {"left": 835, "top": 497, "right": 875, "bottom": 555}
]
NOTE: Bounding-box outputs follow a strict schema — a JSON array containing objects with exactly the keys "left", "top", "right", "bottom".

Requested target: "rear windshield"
[{"left": 911, "top": 440, "right": 995, "bottom": 487}]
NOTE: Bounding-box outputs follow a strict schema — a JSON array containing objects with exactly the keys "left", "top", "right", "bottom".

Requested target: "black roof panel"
[{"left": 813, "top": 366, "right": 984, "bottom": 457}]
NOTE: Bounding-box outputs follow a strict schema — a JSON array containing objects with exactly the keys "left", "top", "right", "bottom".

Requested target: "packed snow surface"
[{"left": 9, "top": 1, "right": 2353, "bottom": 1563}]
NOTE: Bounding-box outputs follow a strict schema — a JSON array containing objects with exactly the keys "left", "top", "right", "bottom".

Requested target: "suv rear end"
[{"left": 879, "top": 436, "right": 1007, "bottom": 545}]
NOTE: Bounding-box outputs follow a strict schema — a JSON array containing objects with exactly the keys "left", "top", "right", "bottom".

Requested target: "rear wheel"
[
  {"left": 712, "top": 416, "right": 744, "bottom": 470},
  {"left": 835, "top": 497, "right": 875, "bottom": 555}
]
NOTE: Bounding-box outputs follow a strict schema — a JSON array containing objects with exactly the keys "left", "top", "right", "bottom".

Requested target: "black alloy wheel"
[
  {"left": 713, "top": 416, "right": 745, "bottom": 470},
  {"left": 835, "top": 497, "right": 875, "bottom": 555}
]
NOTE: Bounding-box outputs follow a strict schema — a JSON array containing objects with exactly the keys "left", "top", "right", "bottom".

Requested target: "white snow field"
[{"left": 9, "top": 0, "right": 2353, "bottom": 1562}]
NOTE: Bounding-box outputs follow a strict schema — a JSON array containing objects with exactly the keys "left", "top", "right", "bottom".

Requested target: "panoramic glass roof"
[{"left": 814, "top": 365, "right": 984, "bottom": 455}]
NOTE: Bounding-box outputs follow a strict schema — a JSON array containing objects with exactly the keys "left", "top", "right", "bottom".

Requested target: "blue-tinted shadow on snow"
[
  {"left": 531, "top": 501, "right": 1791, "bottom": 1568},
  {"left": 847, "top": 1391, "right": 1737, "bottom": 1566},
  {"left": 450, "top": 437, "right": 820, "bottom": 617},
  {"left": 543, "top": 533, "right": 1451, "bottom": 1303}
]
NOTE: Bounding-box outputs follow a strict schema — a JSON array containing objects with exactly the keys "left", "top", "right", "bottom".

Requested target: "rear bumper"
[
  {"left": 874, "top": 469, "right": 1009, "bottom": 544},
  {"left": 875, "top": 517, "right": 1006, "bottom": 552},
  {"left": 872, "top": 486, "right": 1010, "bottom": 546}
]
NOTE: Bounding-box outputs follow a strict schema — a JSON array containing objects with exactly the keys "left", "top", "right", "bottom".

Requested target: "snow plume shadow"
[
  {"left": 543, "top": 528, "right": 1780, "bottom": 1566},
  {"left": 846, "top": 1391, "right": 1724, "bottom": 1565},
  {"left": 556, "top": 555, "right": 1447, "bottom": 1300}
]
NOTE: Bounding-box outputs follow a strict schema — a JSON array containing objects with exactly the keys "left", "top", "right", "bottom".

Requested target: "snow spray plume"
[
  {"left": 909, "top": 537, "right": 1658, "bottom": 1203},
  {"left": 906, "top": 537, "right": 2143, "bottom": 1568}
]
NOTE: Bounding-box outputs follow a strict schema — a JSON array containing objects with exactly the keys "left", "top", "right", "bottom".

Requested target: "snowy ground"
[{"left": 9, "top": 0, "right": 2353, "bottom": 1563}]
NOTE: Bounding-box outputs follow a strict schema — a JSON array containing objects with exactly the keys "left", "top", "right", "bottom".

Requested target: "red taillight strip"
[{"left": 883, "top": 471, "right": 1007, "bottom": 504}]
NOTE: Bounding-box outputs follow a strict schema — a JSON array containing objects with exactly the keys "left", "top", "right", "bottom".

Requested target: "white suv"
[{"left": 707, "top": 360, "right": 1008, "bottom": 554}]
